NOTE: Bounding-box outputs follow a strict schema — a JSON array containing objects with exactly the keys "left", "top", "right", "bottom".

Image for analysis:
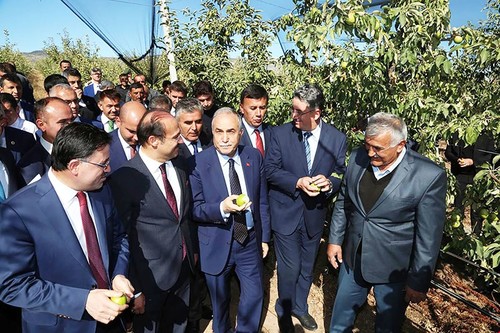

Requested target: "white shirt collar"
[
  {"left": 303, "top": 119, "right": 322, "bottom": 137},
  {"left": 47, "top": 168, "right": 78, "bottom": 206},
  {"left": 40, "top": 136, "right": 53, "bottom": 154},
  {"left": 216, "top": 150, "right": 241, "bottom": 168},
  {"left": 242, "top": 118, "right": 262, "bottom": 134}
]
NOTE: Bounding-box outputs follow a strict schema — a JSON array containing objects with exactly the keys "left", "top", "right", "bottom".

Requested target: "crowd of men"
[{"left": 0, "top": 60, "right": 448, "bottom": 333}]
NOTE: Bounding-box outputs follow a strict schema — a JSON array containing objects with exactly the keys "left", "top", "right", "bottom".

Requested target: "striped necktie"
[{"left": 303, "top": 132, "right": 312, "bottom": 174}]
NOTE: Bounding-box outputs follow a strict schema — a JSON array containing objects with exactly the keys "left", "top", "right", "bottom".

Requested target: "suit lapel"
[
  {"left": 353, "top": 150, "right": 370, "bottom": 215},
  {"left": 172, "top": 158, "right": 188, "bottom": 220},
  {"left": 88, "top": 193, "right": 110, "bottom": 273},
  {"left": 292, "top": 125, "right": 309, "bottom": 175},
  {"left": 36, "top": 177, "right": 94, "bottom": 276},
  {"left": 239, "top": 148, "right": 254, "bottom": 198}
]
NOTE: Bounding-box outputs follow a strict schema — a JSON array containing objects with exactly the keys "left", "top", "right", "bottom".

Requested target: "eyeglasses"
[
  {"left": 78, "top": 159, "right": 110, "bottom": 170},
  {"left": 63, "top": 99, "right": 79, "bottom": 105},
  {"left": 291, "top": 107, "right": 316, "bottom": 117}
]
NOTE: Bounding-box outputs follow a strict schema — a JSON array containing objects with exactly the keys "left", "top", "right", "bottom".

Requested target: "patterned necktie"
[
  {"left": 130, "top": 145, "right": 136, "bottom": 159},
  {"left": 159, "top": 164, "right": 186, "bottom": 258},
  {"left": 254, "top": 129, "right": 264, "bottom": 156},
  {"left": 0, "top": 181, "right": 6, "bottom": 203},
  {"left": 303, "top": 132, "right": 312, "bottom": 174},
  {"left": 228, "top": 158, "right": 248, "bottom": 244},
  {"left": 76, "top": 192, "right": 109, "bottom": 289},
  {"left": 107, "top": 121, "right": 114, "bottom": 132},
  {"left": 191, "top": 141, "right": 198, "bottom": 155}
]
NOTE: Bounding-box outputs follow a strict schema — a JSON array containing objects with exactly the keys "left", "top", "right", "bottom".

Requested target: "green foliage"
[{"left": 0, "top": 30, "right": 34, "bottom": 76}]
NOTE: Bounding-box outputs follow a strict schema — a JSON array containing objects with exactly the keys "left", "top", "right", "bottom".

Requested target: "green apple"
[
  {"left": 453, "top": 35, "right": 463, "bottom": 44},
  {"left": 479, "top": 208, "right": 489, "bottom": 219},
  {"left": 110, "top": 294, "right": 127, "bottom": 305},
  {"left": 450, "top": 211, "right": 461, "bottom": 228},
  {"left": 310, "top": 183, "right": 321, "bottom": 192},
  {"left": 345, "top": 12, "right": 356, "bottom": 25},
  {"left": 417, "top": 25, "right": 423, "bottom": 33},
  {"left": 236, "top": 194, "right": 249, "bottom": 206},
  {"left": 340, "top": 61, "right": 348, "bottom": 69},
  {"left": 488, "top": 212, "right": 499, "bottom": 223}
]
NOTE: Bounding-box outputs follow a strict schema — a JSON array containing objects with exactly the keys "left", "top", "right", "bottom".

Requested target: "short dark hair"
[
  {"left": 52, "top": 122, "right": 111, "bottom": 171},
  {"left": 44, "top": 74, "right": 68, "bottom": 94},
  {"left": 0, "top": 92, "right": 17, "bottom": 108},
  {"left": 137, "top": 111, "right": 171, "bottom": 146},
  {"left": 98, "top": 89, "right": 121, "bottom": 102},
  {"left": 129, "top": 82, "right": 144, "bottom": 91},
  {"left": 62, "top": 68, "right": 82, "bottom": 79},
  {"left": 240, "top": 84, "right": 268, "bottom": 104},
  {"left": 162, "top": 80, "right": 171, "bottom": 89},
  {"left": 0, "top": 63, "right": 16, "bottom": 74},
  {"left": 0, "top": 73, "right": 22, "bottom": 88},
  {"left": 149, "top": 95, "right": 172, "bottom": 112},
  {"left": 59, "top": 60, "right": 72, "bottom": 67},
  {"left": 193, "top": 80, "right": 214, "bottom": 97},
  {"left": 169, "top": 80, "right": 188, "bottom": 95},
  {"left": 293, "top": 84, "right": 325, "bottom": 111}
]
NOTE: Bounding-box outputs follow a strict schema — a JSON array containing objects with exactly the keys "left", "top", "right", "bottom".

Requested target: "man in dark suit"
[
  {"left": 239, "top": 84, "right": 272, "bottom": 156},
  {"left": 193, "top": 80, "right": 218, "bottom": 142},
  {"left": 0, "top": 122, "right": 134, "bottom": 333},
  {"left": 109, "top": 111, "right": 197, "bottom": 333},
  {"left": 327, "top": 112, "right": 447, "bottom": 332},
  {"left": 190, "top": 108, "right": 271, "bottom": 333},
  {"left": 17, "top": 97, "right": 73, "bottom": 184},
  {"left": 92, "top": 90, "right": 121, "bottom": 133},
  {"left": 0, "top": 145, "right": 25, "bottom": 332},
  {"left": 63, "top": 68, "right": 100, "bottom": 120},
  {"left": 108, "top": 101, "right": 147, "bottom": 173},
  {"left": 265, "top": 84, "right": 347, "bottom": 332},
  {"left": 0, "top": 73, "right": 35, "bottom": 123},
  {"left": 0, "top": 105, "right": 36, "bottom": 163},
  {"left": 83, "top": 67, "right": 102, "bottom": 99},
  {"left": 175, "top": 98, "right": 211, "bottom": 160}
]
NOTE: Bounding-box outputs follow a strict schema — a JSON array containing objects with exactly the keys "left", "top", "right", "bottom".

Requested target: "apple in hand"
[
  {"left": 110, "top": 294, "right": 127, "bottom": 305},
  {"left": 235, "top": 194, "right": 249, "bottom": 207}
]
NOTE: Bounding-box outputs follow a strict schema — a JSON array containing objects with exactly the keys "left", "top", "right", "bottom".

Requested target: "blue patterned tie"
[
  {"left": 0, "top": 181, "right": 6, "bottom": 203},
  {"left": 303, "top": 132, "right": 312, "bottom": 174},
  {"left": 191, "top": 141, "right": 198, "bottom": 155}
]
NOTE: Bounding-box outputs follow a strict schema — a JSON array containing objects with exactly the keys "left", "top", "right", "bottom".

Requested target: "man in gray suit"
[{"left": 327, "top": 112, "right": 447, "bottom": 333}]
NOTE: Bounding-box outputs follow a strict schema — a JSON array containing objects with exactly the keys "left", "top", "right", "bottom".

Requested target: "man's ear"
[{"left": 67, "top": 159, "right": 81, "bottom": 175}]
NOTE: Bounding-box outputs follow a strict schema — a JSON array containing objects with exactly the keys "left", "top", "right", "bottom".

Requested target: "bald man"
[
  {"left": 17, "top": 97, "right": 73, "bottom": 184},
  {"left": 108, "top": 101, "right": 148, "bottom": 172}
]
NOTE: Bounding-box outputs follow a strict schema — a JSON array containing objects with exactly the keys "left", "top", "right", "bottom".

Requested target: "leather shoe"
[
  {"left": 292, "top": 312, "right": 318, "bottom": 331},
  {"left": 278, "top": 315, "right": 294, "bottom": 333}
]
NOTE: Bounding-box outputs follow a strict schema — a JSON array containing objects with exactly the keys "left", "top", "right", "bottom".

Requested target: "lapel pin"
[{"left": 246, "top": 162, "right": 250, "bottom": 167}]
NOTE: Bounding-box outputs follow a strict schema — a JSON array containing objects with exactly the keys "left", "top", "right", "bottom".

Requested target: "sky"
[{"left": 0, "top": 0, "right": 490, "bottom": 58}]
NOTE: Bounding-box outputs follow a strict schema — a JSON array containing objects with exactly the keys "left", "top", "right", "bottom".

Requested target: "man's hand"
[
  {"left": 327, "top": 244, "right": 343, "bottom": 269},
  {"left": 112, "top": 275, "right": 134, "bottom": 299},
  {"left": 131, "top": 293, "right": 146, "bottom": 315},
  {"left": 296, "top": 177, "right": 321, "bottom": 197},
  {"left": 262, "top": 243, "right": 269, "bottom": 258},
  {"left": 221, "top": 195, "right": 252, "bottom": 214},
  {"left": 310, "top": 174, "right": 332, "bottom": 192},
  {"left": 458, "top": 158, "right": 474, "bottom": 168},
  {"left": 85, "top": 289, "right": 128, "bottom": 324},
  {"left": 405, "top": 286, "right": 427, "bottom": 303},
  {"left": 75, "top": 87, "right": 83, "bottom": 99}
]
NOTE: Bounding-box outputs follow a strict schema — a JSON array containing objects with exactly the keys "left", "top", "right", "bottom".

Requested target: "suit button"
[
  {"left": 358, "top": 233, "right": 362, "bottom": 238},
  {"left": 91, "top": 284, "right": 97, "bottom": 289}
]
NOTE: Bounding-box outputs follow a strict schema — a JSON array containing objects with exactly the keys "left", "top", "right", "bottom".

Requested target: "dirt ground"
[{"left": 200, "top": 238, "right": 500, "bottom": 333}]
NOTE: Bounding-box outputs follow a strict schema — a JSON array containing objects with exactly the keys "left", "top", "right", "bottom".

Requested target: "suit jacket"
[
  {"left": 80, "top": 95, "right": 100, "bottom": 120},
  {"left": 177, "top": 133, "right": 212, "bottom": 160},
  {"left": 109, "top": 154, "right": 197, "bottom": 296},
  {"left": 328, "top": 147, "right": 447, "bottom": 292},
  {"left": 240, "top": 123, "right": 272, "bottom": 155},
  {"left": 265, "top": 121, "right": 347, "bottom": 236},
  {"left": 20, "top": 100, "right": 35, "bottom": 123},
  {"left": 4, "top": 127, "right": 37, "bottom": 164},
  {"left": 83, "top": 83, "right": 97, "bottom": 98},
  {"left": 190, "top": 145, "right": 271, "bottom": 275},
  {"left": 0, "top": 175, "right": 129, "bottom": 333},
  {"left": 0, "top": 147, "right": 25, "bottom": 196},
  {"left": 108, "top": 130, "right": 128, "bottom": 173},
  {"left": 17, "top": 141, "right": 51, "bottom": 185}
]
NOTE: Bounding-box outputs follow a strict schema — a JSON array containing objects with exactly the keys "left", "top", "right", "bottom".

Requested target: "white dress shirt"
[
  {"left": 242, "top": 119, "right": 265, "bottom": 150},
  {"left": 9, "top": 117, "right": 37, "bottom": 138},
  {"left": 181, "top": 136, "right": 201, "bottom": 155},
  {"left": 302, "top": 120, "right": 322, "bottom": 167}
]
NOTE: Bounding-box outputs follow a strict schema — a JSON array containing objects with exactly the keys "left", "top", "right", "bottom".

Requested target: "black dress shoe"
[
  {"left": 278, "top": 315, "right": 295, "bottom": 333},
  {"left": 292, "top": 313, "right": 318, "bottom": 331}
]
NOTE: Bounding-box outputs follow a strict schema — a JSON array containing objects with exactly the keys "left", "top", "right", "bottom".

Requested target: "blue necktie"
[
  {"left": 0, "top": 181, "right": 6, "bottom": 203},
  {"left": 192, "top": 141, "right": 198, "bottom": 155},
  {"left": 303, "top": 132, "right": 312, "bottom": 174}
]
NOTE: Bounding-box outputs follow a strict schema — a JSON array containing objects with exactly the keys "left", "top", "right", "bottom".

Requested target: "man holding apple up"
[
  {"left": 190, "top": 107, "right": 271, "bottom": 333},
  {"left": 0, "top": 122, "right": 134, "bottom": 333}
]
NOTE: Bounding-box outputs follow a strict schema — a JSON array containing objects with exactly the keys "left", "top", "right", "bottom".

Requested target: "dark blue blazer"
[
  {"left": 20, "top": 100, "right": 35, "bottom": 123},
  {"left": 0, "top": 147, "right": 25, "bottom": 196},
  {"left": 91, "top": 114, "right": 105, "bottom": 131},
  {"left": 108, "top": 130, "right": 128, "bottom": 173},
  {"left": 0, "top": 175, "right": 129, "bottom": 333},
  {"left": 17, "top": 141, "right": 51, "bottom": 185},
  {"left": 4, "top": 127, "right": 37, "bottom": 164},
  {"left": 239, "top": 123, "right": 272, "bottom": 155},
  {"left": 190, "top": 145, "right": 271, "bottom": 275},
  {"left": 83, "top": 84, "right": 96, "bottom": 98},
  {"left": 265, "top": 121, "right": 347, "bottom": 236}
]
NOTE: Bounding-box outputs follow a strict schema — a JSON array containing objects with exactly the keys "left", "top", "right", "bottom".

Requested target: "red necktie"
[
  {"left": 76, "top": 191, "right": 109, "bottom": 289},
  {"left": 254, "top": 129, "right": 264, "bottom": 156},
  {"left": 130, "top": 145, "right": 136, "bottom": 159},
  {"left": 159, "top": 164, "right": 186, "bottom": 258}
]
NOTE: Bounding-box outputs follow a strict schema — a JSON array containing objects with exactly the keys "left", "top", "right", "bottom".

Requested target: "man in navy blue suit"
[
  {"left": 190, "top": 108, "right": 271, "bottom": 333},
  {"left": 0, "top": 122, "right": 134, "bottom": 333},
  {"left": 0, "top": 105, "right": 36, "bottom": 163},
  {"left": 108, "top": 101, "right": 147, "bottom": 173},
  {"left": 17, "top": 97, "right": 73, "bottom": 184},
  {"left": 238, "top": 84, "right": 272, "bottom": 156},
  {"left": 92, "top": 90, "right": 121, "bottom": 133},
  {"left": 265, "top": 84, "right": 347, "bottom": 332},
  {"left": 83, "top": 67, "right": 102, "bottom": 99}
]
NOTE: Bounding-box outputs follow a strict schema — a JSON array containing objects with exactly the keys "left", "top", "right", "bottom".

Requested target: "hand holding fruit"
[{"left": 222, "top": 194, "right": 252, "bottom": 213}]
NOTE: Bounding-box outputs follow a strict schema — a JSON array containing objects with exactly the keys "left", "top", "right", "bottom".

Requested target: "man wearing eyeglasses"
[
  {"left": 17, "top": 97, "right": 73, "bottom": 185},
  {"left": 0, "top": 122, "right": 135, "bottom": 333},
  {"left": 327, "top": 112, "right": 447, "bottom": 332},
  {"left": 265, "top": 84, "right": 347, "bottom": 332}
]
